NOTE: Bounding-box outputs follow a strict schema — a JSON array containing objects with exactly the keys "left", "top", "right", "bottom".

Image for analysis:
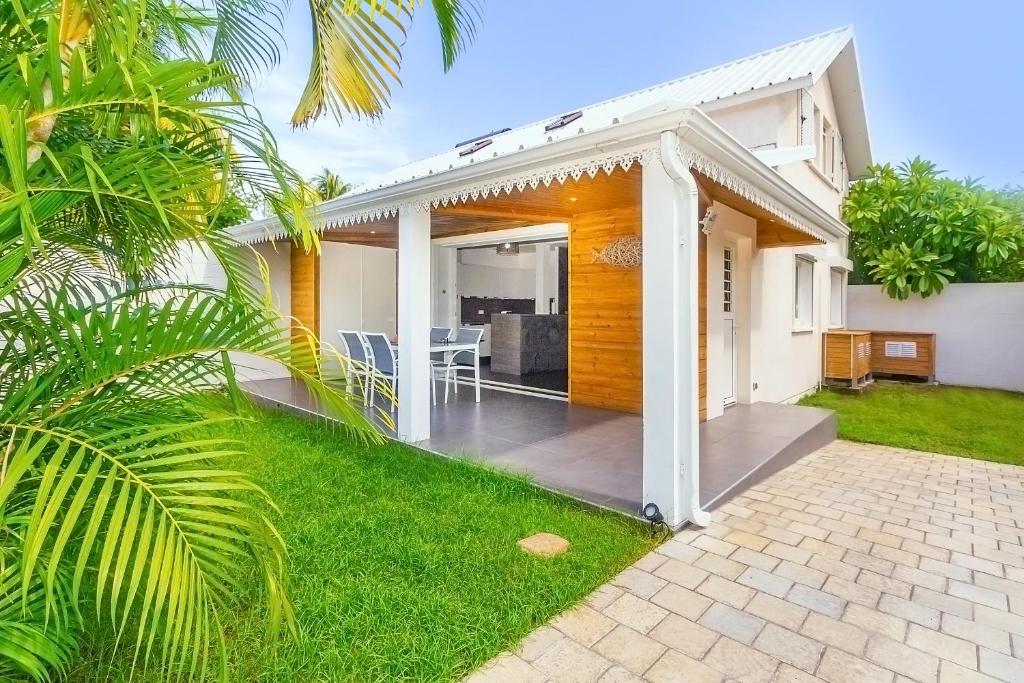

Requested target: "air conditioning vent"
[{"left": 884, "top": 341, "right": 917, "bottom": 358}]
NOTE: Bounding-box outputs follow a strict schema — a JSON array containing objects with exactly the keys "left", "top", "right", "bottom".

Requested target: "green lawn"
[
  {"left": 70, "top": 409, "right": 654, "bottom": 682},
  {"left": 799, "top": 383, "right": 1024, "bottom": 466}
]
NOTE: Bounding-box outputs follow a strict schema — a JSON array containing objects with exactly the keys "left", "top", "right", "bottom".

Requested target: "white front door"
[{"left": 721, "top": 243, "right": 737, "bottom": 406}]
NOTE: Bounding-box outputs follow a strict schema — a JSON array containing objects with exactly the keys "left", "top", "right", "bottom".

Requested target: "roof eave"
[
  {"left": 824, "top": 34, "right": 873, "bottom": 178},
  {"left": 231, "top": 105, "right": 848, "bottom": 245}
]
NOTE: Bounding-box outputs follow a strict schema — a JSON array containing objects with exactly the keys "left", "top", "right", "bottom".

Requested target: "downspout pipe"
[{"left": 658, "top": 129, "right": 711, "bottom": 528}]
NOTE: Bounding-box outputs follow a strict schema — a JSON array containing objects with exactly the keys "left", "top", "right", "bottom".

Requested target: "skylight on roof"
[
  {"left": 455, "top": 128, "right": 511, "bottom": 149},
  {"left": 458, "top": 138, "right": 492, "bottom": 157},
  {"left": 544, "top": 111, "right": 583, "bottom": 132}
]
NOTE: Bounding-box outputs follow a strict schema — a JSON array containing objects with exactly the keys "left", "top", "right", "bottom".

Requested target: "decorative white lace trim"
[
  {"left": 675, "top": 142, "right": 825, "bottom": 241},
  {"left": 239, "top": 143, "right": 824, "bottom": 243},
  {"left": 424, "top": 146, "right": 659, "bottom": 212},
  {"left": 317, "top": 145, "right": 659, "bottom": 230}
]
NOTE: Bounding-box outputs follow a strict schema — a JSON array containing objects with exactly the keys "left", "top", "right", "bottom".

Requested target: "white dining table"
[{"left": 390, "top": 341, "right": 481, "bottom": 402}]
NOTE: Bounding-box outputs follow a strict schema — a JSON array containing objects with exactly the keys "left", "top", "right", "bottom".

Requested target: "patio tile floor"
[
  {"left": 241, "top": 378, "right": 834, "bottom": 515},
  {"left": 467, "top": 440, "right": 1024, "bottom": 683}
]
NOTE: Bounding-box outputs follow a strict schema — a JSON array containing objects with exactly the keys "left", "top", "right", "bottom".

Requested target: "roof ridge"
[
  {"left": 344, "top": 25, "right": 855, "bottom": 194},
  {"left": 574, "top": 25, "right": 853, "bottom": 112}
]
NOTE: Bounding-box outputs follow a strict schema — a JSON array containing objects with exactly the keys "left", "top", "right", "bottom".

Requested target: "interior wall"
[
  {"left": 235, "top": 242, "right": 291, "bottom": 381},
  {"left": 432, "top": 246, "right": 458, "bottom": 329},
  {"left": 569, "top": 206, "right": 643, "bottom": 413},
  {"left": 457, "top": 247, "right": 541, "bottom": 300}
]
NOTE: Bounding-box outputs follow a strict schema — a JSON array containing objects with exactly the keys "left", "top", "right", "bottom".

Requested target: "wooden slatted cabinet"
[
  {"left": 822, "top": 330, "right": 873, "bottom": 389},
  {"left": 869, "top": 331, "right": 936, "bottom": 382}
]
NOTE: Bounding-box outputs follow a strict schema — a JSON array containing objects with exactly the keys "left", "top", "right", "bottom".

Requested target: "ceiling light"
[
  {"left": 568, "top": 197, "right": 578, "bottom": 202},
  {"left": 496, "top": 242, "right": 520, "bottom": 256}
]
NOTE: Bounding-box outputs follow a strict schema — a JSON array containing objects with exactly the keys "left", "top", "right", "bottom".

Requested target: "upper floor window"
[
  {"left": 794, "top": 255, "right": 815, "bottom": 332},
  {"left": 812, "top": 109, "right": 846, "bottom": 191}
]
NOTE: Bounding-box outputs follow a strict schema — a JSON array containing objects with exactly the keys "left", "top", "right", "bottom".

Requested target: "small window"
[
  {"left": 723, "top": 247, "right": 733, "bottom": 313},
  {"left": 814, "top": 106, "right": 824, "bottom": 169},
  {"left": 812, "top": 110, "right": 843, "bottom": 188},
  {"left": 823, "top": 119, "right": 836, "bottom": 180},
  {"left": 829, "top": 268, "right": 845, "bottom": 328},
  {"left": 794, "top": 255, "right": 814, "bottom": 331}
]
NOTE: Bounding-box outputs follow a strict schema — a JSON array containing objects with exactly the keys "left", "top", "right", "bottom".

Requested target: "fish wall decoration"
[{"left": 591, "top": 235, "right": 642, "bottom": 268}]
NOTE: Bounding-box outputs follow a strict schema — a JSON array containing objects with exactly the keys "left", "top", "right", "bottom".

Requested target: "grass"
[
  {"left": 70, "top": 409, "right": 655, "bottom": 682},
  {"left": 799, "top": 383, "right": 1024, "bottom": 466}
]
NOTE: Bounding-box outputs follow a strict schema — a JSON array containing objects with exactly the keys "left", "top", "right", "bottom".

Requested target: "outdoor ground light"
[{"left": 641, "top": 502, "right": 669, "bottom": 537}]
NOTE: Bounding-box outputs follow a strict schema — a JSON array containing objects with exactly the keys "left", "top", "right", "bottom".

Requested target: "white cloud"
[{"left": 251, "top": 72, "right": 415, "bottom": 185}]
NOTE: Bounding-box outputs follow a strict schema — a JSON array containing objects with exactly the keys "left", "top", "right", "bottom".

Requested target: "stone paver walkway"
[{"left": 467, "top": 440, "right": 1024, "bottom": 683}]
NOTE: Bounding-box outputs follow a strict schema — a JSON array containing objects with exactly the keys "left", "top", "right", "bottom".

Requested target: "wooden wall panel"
[
  {"left": 568, "top": 203, "right": 708, "bottom": 419},
  {"left": 569, "top": 206, "right": 642, "bottom": 413},
  {"left": 290, "top": 246, "right": 320, "bottom": 341}
]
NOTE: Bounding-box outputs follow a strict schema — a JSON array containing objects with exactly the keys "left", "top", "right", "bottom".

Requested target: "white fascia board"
[{"left": 754, "top": 145, "right": 816, "bottom": 167}]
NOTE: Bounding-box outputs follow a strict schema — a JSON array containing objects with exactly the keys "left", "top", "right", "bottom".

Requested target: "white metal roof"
[{"left": 351, "top": 25, "right": 863, "bottom": 196}]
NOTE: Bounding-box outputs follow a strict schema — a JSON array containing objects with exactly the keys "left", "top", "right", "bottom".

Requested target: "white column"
[
  {"left": 397, "top": 206, "right": 432, "bottom": 441},
  {"left": 534, "top": 244, "right": 551, "bottom": 314},
  {"left": 641, "top": 132, "right": 709, "bottom": 528}
]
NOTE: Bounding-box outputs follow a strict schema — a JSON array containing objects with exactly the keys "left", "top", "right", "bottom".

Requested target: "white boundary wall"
[{"left": 848, "top": 283, "right": 1024, "bottom": 392}]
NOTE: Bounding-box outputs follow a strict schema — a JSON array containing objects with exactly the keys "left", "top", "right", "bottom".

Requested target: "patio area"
[{"left": 241, "top": 378, "right": 835, "bottom": 516}]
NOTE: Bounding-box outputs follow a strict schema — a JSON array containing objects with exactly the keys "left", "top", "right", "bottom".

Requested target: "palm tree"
[
  {"left": 0, "top": 1, "right": 478, "bottom": 680},
  {"left": 312, "top": 168, "right": 353, "bottom": 201}
]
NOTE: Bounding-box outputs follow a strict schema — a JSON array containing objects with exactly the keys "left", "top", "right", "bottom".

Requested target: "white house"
[{"left": 223, "top": 26, "right": 870, "bottom": 527}]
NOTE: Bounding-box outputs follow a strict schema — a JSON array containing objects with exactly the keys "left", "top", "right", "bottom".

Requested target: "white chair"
[
  {"left": 429, "top": 327, "right": 453, "bottom": 405},
  {"left": 362, "top": 331, "right": 398, "bottom": 413},
  {"left": 443, "top": 327, "right": 484, "bottom": 403},
  {"left": 337, "top": 330, "right": 372, "bottom": 404}
]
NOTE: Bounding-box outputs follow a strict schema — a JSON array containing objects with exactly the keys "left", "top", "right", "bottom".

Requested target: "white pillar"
[
  {"left": 534, "top": 244, "right": 552, "bottom": 314},
  {"left": 641, "top": 132, "right": 709, "bottom": 528},
  {"left": 397, "top": 206, "right": 432, "bottom": 441}
]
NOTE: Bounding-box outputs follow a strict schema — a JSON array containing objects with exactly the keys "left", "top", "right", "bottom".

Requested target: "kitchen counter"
[{"left": 489, "top": 314, "right": 568, "bottom": 375}]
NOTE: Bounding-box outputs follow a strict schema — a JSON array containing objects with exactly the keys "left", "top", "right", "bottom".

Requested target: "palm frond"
[
  {"left": 0, "top": 275, "right": 378, "bottom": 677},
  {"left": 292, "top": 0, "right": 479, "bottom": 125},
  {"left": 0, "top": 542, "right": 77, "bottom": 682}
]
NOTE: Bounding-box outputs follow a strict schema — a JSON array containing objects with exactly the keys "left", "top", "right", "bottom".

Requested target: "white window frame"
[
  {"left": 793, "top": 255, "right": 815, "bottom": 333},
  {"left": 809, "top": 108, "right": 844, "bottom": 191},
  {"left": 829, "top": 268, "right": 846, "bottom": 329}
]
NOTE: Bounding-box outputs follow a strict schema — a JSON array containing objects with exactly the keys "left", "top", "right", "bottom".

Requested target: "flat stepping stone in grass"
[{"left": 517, "top": 532, "right": 570, "bottom": 558}]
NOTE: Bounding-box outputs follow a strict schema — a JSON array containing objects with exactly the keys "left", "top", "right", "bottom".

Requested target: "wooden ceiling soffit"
[
  {"left": 321, "top": 231, "right": 397, "bottom": 249},
  {"left": 693, "top": 170, "right": 825, "bottom": 249},
  {"left": 431, "top": 205, "right": 569, "bottom": 224},
  {"left": 755, "top": 221, "right": 822, "bottom": 248}
]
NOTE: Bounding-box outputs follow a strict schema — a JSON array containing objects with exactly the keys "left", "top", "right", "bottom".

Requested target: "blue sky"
[{"left": 251, "top": 1, "right": 1024, "bottom": 189}]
